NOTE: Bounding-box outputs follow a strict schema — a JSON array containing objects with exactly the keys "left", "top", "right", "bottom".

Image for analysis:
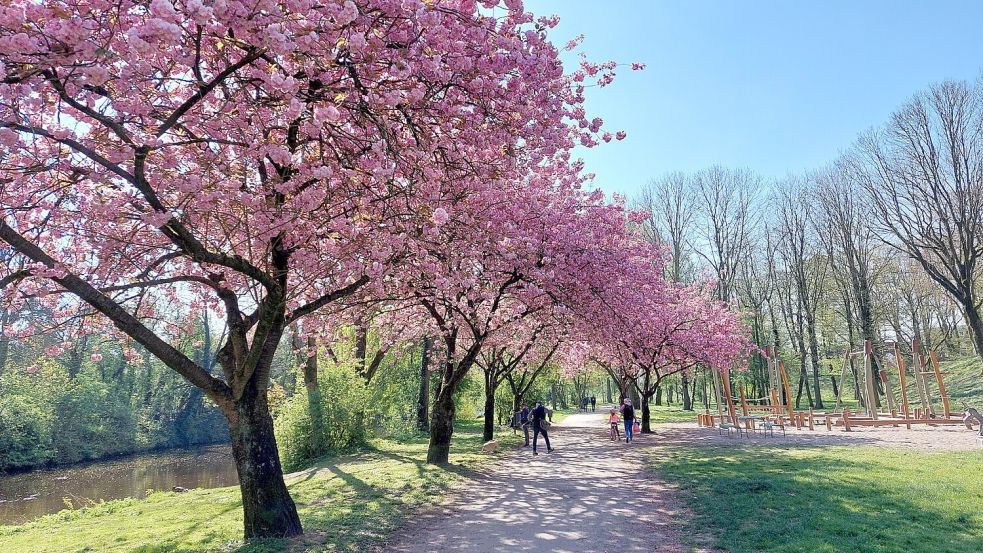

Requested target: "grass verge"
[
  {"left": 0, "top": 420, "right": 521, "bottom": 553},
  {"left": 656, "top": 443, "right": 983, "bottom": 553}
]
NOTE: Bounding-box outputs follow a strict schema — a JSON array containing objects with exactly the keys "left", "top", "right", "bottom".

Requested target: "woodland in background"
[{"left": 633, "top": 78, "right": 983, "bottom": 412}]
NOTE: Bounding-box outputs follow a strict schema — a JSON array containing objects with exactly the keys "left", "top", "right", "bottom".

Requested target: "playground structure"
[{"left": 697, "top": 339, "right": 978, "bottom": 434}]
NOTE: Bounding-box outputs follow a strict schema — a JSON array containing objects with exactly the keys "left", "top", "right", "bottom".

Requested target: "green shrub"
[
  {"left": 275, "top": 362, "right": 370, "bottom": 471},
  {"left": 0, "top": 392, "right": 54, "bottom": 471}
]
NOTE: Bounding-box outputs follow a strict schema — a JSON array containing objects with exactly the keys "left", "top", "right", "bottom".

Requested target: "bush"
[
  {"left": 0, "top": 392, "right": 53, "bottom": 471},
  {"left": 275, "top": 362, "right": 370, "bottom": 471}
]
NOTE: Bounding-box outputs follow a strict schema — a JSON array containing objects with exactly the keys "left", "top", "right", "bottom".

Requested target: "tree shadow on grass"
[{"left": 654, "top": 441, "right": 983, "bottom": 553}]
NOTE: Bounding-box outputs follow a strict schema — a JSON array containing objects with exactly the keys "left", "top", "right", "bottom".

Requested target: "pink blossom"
[{"left": 432, "top": 207, "right": 450, "bottom": 226}]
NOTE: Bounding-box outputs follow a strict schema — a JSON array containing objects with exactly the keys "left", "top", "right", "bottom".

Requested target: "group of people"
[
  {"left": 513, "top": 397, "right": 639, "bottom": 456},
  {"left": 609, "top": 398, "right": 638, "bottom": 443},
  {"left": 580, "top": 395, "right": 597, "bottom": 412}
]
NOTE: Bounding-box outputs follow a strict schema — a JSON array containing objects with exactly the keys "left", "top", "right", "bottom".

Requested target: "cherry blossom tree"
[{"left": 0, "top": 0, "right": 621, "bottom": 538}]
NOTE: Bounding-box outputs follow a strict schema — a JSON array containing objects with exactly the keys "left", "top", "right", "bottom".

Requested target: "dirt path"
[
  {"left": 382, "top": 411, "right": 703, "bottom": 553},
  {"left": 655, "top": 420, "right": 981, "bottom": 452}
]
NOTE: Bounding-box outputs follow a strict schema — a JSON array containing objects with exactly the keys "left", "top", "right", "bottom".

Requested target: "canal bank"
[{"left": 0, "top": 445, "right": 236, "bottom": 525}]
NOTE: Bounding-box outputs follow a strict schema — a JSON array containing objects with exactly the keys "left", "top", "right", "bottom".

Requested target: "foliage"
[
  {"left": 0, "top": 421, "right": 519, "bottom": 553},
  {"left": 275, "top": 362, "right": 369, "bottom": 472},
  {"left": 0, "top": 355, "right": 226, "bottom": 472},
  {"left": 658, "top": 444, "right": 983, "bottom": 553}
]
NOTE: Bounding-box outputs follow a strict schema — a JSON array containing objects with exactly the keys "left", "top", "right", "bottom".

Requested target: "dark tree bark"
[
  {"left": 681, "top": 371, "right": 693, "bottom": 410},
  {"left": 428, "top": 386, "right": 457, "bottom": 464},
  {"left": 425, "top": 327, "right": 484, "bottom": 464},
  {"left": 416, "top": 337, "right": 432, "bottom": 432},
  {"left": 222, "top": 374, "right": 302, "bottom": 539}
]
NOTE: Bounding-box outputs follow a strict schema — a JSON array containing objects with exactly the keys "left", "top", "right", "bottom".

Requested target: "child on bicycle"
[{"left": 608, "top": 408, "right": 621, "bottom": 440}]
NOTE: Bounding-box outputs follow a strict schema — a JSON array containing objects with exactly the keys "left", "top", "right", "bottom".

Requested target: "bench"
[
  {"left": 760, "top": 420, "right": 785, "bottom": 437},
  {"left": 718, "top": 422, "right": 744, "bottom": 438}
]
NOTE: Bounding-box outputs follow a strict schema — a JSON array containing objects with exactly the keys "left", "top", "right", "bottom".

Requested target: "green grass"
[
  {"left": 656, "top": 443, "right": 983, "bottom": 553},
  {"left": 648, "top": 404, "right": 701, "bottom": 424},
  {"left": 0, "top": 421, "right": 521, "bottom": 553},
  {"left": 549, "top": 407, "right": 577, "bottom": 423},
  {"left": 938, "top": 356, "right": 983, "bottom": 408}
]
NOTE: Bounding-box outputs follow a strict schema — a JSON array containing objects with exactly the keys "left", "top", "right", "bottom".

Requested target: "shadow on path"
[{"left": 381, "top": 411, "right": 705, "bottom": 553}]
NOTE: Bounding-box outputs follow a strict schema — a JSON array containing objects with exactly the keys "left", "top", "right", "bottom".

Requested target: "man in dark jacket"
[{"left": 531, "top": 401, "right": 554, "bottom": 455}]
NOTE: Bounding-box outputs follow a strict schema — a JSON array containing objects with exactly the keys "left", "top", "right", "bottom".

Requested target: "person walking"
[
  {"left": 590, "top": 395, "right": 596, "bottom": 412},
  {"left": 621, "top": 398, "right": 636, "bottom": 443},
  {"left": 531, "top": 401, "right": 554, "bottom": 455},
  {"left": 519, "top": 403, "right": 530, "bottom": 447}
]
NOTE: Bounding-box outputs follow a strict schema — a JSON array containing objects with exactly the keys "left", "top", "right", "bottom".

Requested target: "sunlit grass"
[{"left": 656, "top": 444, "right": 983, "bottom": 553}]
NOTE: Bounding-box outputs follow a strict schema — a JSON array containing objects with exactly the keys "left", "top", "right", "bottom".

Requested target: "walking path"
[{"left": 382, "top": 410, "right": 703, "bottom": 553}]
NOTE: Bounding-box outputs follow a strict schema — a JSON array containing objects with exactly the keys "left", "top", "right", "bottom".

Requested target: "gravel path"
[
  {"left": 382, "top": 411, "right": 705, "bottom": 553},
  {"left": 656, "top": 419, "right": 981, "bottom": 452}
]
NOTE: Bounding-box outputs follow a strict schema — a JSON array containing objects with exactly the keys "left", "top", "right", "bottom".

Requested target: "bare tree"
[
  {"left": 775, "top": 177, "right": 828, "bottom": 407},
  {"left": 692, "top": 166, "right": 760, "bottom": 302},
  {"left": 814, "top": 162, "right": 886, "bottom": 405},
  {"left": 852, "top": 79, "right": 983, "bottom": 360},
  {"left": 637, "top": 172, "right": 696, "bottom": 282},
  {"left": 636, "top": 172, "right": 698, "bottom": 408}
]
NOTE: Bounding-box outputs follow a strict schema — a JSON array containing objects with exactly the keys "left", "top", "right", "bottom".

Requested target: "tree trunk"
[
  {"left": 223, "top": 388, "right": 303, "bottom": 539},
  {"left": 416, "top": 338, "right": 431, "bottom": 432},
  {"left": 641, "top": 393, "right": 653, "bottom": 433},
  {"left": 354, "top": 320, "right": 368, "bottom": 376},
  {"left": 482, "top": 372, "right": 496, "bottom": 442},
  {"left": 681, "top": 371, "right": 692, "bottom": 410},
  {"left": 806, "top": 313, "right": 824, "bottom": 408},
  {"left": 300, "top": 336, "right": 324, "bottom": 450},
  {"left": 962, "top": 301, "right": 983, "bottom": 358},
  {"left": 654, "top": 384, "right": 663, "bottom": 406},
  {"left": 427, "top": 387, "right": 456, "bottom": 464},
  {"left": 606, "top": 378, "right": 613, "bottom": 403}
]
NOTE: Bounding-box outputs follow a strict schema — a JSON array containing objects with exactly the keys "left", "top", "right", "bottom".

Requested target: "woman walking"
[{"left": 621, "top": 399, "right": 635, "bottom": 443}]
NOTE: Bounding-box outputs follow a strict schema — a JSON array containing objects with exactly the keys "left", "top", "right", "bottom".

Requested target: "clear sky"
[{"left": 524, "top": 0, "right": 983, "bottom": 197}]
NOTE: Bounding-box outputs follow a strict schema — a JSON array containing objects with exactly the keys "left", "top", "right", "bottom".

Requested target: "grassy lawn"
[
  {"left": 0, "top": 421, "right": 521, "bottom": 553},
  {"left": 656, "top": 443, "right": 983, "bottom": 553},
  {"left": 649, "top": 404, "right": 700, "bottom": 424}
]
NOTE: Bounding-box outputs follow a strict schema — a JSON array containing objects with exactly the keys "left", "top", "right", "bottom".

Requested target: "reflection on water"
[{"left": 0, "top": 445, "right": 238, "bottom": 525}]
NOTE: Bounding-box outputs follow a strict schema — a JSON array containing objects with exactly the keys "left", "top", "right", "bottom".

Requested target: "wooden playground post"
[
  {"left": 928, "top": 350, "right": 951, "bottom": 419},
  {"left": 879, "top": 368, "right": 897, "bottom": 415},
  {"left": 834, "top": 350, "right": 851, "bottom": 412},
  {"left": 738, "top": 386, "right": 751, "bottom": 431},
  {"left": 912, "top": 339, "right": 933, "bottom": 416},
  {"left": 863, "top": 340, "right": 878, "bottom": 420},
  {"left": 721, "top": 368, "right": 739, "bottom": 426},
  {"left": 842, "top": 407, "right": 852, "bottom": 432},
  {"left": 777, "top": 360, "right": 794, "bottom": 421},
  {"left": 808, "top": 409, "right": 815, "bottom": 431},
  {"left": 711, "top": 366, "right": 725, "bottom": 423},
  {"left": 894, "top": 344, "right": 912, "bottom": 430}
]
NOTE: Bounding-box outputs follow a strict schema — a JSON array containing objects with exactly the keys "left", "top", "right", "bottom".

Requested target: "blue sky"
[{"left": 524, "top": 0, "right": 983, "bottom": 197}]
